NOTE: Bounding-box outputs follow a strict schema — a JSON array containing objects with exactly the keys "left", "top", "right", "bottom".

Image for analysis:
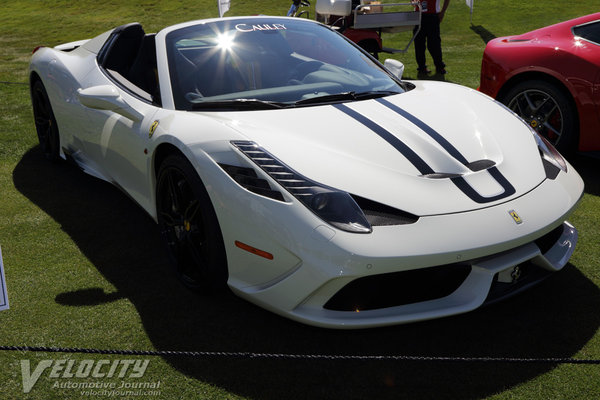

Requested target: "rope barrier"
[
  {"left": 1, "top": 345, "right": 599, "bottom": 364},
  {"left": 0, "top": 81, "right": 28, "bottom": 85}
]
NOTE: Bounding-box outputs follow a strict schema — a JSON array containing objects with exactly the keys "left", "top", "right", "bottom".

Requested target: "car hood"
[{"left": 213, "top": 81, "right": 546, "bottom": 216}]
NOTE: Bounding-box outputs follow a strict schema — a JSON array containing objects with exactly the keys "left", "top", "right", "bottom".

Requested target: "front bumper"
[
  {"left": 243, "top": 221, "right": 577, "bottom": 329},
  {"left": 224, "top": 161, "right": 583, "bottom": 328}
]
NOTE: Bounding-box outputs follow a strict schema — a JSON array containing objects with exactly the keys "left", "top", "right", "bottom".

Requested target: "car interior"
[{"left": 96, "top": 23, "right": 161, "bottom": 105}]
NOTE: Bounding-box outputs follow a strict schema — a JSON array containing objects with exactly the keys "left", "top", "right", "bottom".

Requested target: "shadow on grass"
[
  {"left": 13, "top": 146, "right": 600, "bottom": 400},
  {"left": 470, "top": 25, "right": 497, "bottom": 44}
]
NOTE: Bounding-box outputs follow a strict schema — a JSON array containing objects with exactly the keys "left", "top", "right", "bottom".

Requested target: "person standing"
[{"left": 414, "top": 0, "right": 450, "bottom": 76}]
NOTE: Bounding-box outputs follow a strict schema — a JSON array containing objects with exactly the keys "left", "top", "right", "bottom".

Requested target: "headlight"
[
  {"left": 231, "top": 141, "right": 372, "bottom": 233},
  {"left": 532, "top": 128, "right": 567, "bottom": 173}
]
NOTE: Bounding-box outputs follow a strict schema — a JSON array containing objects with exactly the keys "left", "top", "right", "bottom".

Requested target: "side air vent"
[
  {"left": 352, "top": 195, "right": 419, "bottom": 226},
  {"left": 219, "top": 163, "right": 285, "bottom": 201}
]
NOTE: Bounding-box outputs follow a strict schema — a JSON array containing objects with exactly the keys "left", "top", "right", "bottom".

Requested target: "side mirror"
[
  {"left": 384, "top": 59, "right": 404, "bottom": 80},
  {"left": 78, "top": 85, "right": 142, "bottom": 122}
]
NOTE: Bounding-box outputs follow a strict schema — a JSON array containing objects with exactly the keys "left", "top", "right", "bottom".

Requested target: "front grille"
[{"left": 324, "top": 264, "right": 472, "bottom": 312}]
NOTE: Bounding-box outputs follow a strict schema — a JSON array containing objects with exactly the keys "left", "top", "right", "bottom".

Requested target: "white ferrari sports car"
[{"left": 29, "top": 15, "right": 583, "bottom": 328}]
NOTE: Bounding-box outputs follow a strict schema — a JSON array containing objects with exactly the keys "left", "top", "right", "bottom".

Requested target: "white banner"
[
  {"left": 0, "top": 246, "right": 8, "bottom": 311},
  {"left": 218, "top": 0, "right": 230, "bottom": 18},
  {"left": 465, "top": 0, "right": 474, "bottom": 22}
]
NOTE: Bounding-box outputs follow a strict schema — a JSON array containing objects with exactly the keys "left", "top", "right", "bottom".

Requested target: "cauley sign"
[
  {"left": 21, "top": 359, "right": 150, "bottom": 393},
  {"left": 235, "top": 23, "right": 287, "bottom": 32}
]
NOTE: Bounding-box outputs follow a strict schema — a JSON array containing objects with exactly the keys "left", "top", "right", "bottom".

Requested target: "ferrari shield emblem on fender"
[
  {"left": 149, "top": 120, "right": 159, "bottom": 138},
  {"left": 508, "top": 210, "right": 522, "bottom": 224}
]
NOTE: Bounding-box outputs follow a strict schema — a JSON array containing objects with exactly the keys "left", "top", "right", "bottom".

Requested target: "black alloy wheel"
[
  {"left": 156, "top": 155, "right": 228, "bottom": 291},
  {"left": 31, "top": 79, "right": 60, "bottom": 161}
]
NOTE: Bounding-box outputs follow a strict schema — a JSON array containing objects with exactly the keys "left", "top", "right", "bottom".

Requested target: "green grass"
[{"left": 1, "top": 1, "right": 599, "bottom": 399}]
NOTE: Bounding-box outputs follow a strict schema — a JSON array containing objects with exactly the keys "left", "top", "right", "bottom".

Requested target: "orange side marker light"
[{"left": 235, "top": 241, "right": 274, "bottom": 260}]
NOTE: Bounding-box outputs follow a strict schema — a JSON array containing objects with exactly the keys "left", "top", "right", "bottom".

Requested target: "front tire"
[
  {"left": 501, "top": 80, "right": 577, "bottom": 154},
  {"left": 156, "top": 155, "right": 228, "bottom": 291},
  {"left": 31, "top": 79, "right": 60, "bottom": 161}
]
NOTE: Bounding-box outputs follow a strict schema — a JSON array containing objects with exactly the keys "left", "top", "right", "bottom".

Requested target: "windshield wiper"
[
  {"left": 190, "top": 90, "right": 402, "bottom": 110},
  {"left": 353, "top": 90, "right": 402, "bottom": 99},
  {"left": 191, "top": 98, "right": 287, "bottom": 111},
  {"left": 294, "top": 90, "right": 401, "bottom": 106}
]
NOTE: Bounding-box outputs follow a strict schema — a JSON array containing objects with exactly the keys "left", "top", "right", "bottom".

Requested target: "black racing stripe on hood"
[
  {"left": 333, "top": 103, "right": 435, "bottom": 175},
  {"left": 375, "top": 98, "right": 517, "bottom": 203},
  {"left": 334, "top": 101, "right": 516, "bottom": 204},
  {"left": 376, "top": 97, "right": 470, "bottom": 165},
  {"left": 451, "top": 167, "right": 516, "bottom": 203}
]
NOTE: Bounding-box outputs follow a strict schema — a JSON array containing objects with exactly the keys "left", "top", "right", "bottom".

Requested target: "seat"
[
  {"left": 101, "top": 23, "right": 145, "bottom": 77},
  {"left": 98, "top": 23, "right": 160, "bottom": 104},
  {"left": 128, "top": 34, "right": 159, "bottom": 103}
]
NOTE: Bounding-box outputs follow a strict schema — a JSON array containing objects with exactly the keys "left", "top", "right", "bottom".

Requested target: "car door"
[
  {"left": 78, "top": 73, "right": 158, "bottom": 212},
  {"left": 76, "top": 24, "right": 161, "bottom": 212}
]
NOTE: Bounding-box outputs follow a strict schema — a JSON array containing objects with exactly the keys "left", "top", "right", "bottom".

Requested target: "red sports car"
[{"left": 480, "top": 13, "right": 600, "bottom": 153}]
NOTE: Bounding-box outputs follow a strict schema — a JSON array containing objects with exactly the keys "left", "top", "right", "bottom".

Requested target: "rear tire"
[
  {"left": 501, "top": 80, "right": 577, "bottom": 154},
  {"left": 31, "top": 80, "right": 60, "bottom": 161},
  {"left": 156, "top": 155, "right": 228, "bottom": 291}
]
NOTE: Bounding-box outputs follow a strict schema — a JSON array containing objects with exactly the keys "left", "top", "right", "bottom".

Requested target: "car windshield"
[{"left": 166, "top": 18, "right": 405, "bottom": 110}]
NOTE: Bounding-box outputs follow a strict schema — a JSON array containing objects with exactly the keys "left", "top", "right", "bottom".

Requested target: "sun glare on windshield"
[{"left": 216, "top": 31, "right": 235, "bottom": 51}]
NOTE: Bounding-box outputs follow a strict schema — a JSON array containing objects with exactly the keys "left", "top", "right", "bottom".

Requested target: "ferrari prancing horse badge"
[
  {"left": 509, "top": 210, "right": 522, "bottom": 225},
  {"left": 149, "top": 120, "right": 159, "bottom": 138}
]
